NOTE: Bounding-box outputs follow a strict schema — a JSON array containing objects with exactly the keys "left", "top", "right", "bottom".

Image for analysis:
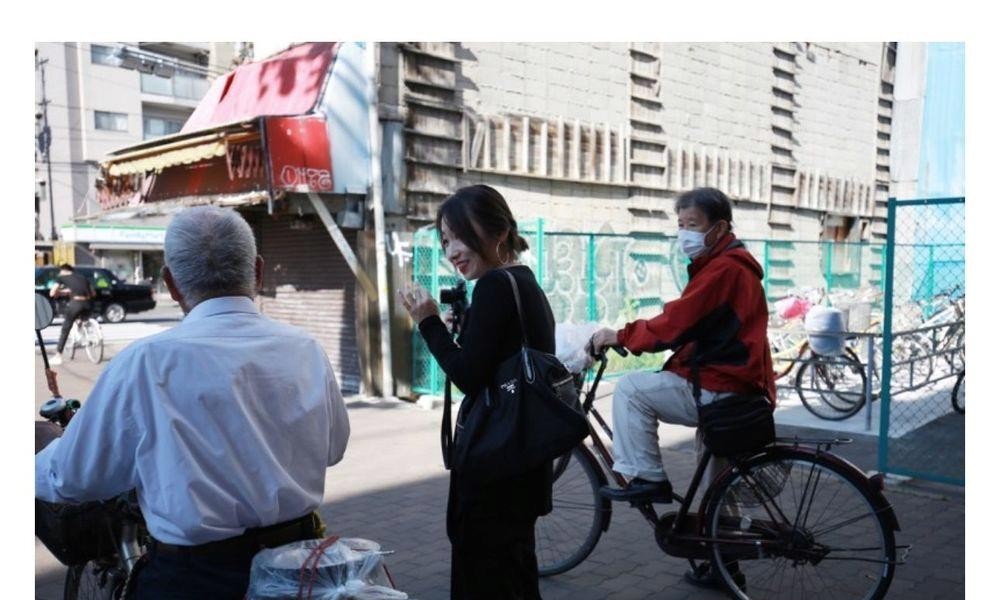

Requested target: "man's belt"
[
  {"left": 151, "top": 512, "right": 321, "bottom": 559},
  {"left": 70, "top": 296, "right": 90, "bottom": 301}
]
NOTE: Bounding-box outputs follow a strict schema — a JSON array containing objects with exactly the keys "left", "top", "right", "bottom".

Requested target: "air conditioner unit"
[
  {"left": 153, "top": 61, "right": 176, "bottom": 79},
  {"left": 115, "top": 47, "right": 140, "bottom": 70},
  {"left": 137, "top": 59, "right": 156, "bottom": 75}
]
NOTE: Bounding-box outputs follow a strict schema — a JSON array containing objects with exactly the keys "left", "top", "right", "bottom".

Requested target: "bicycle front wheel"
[
  {"left": 952, "top": 371, "right": 965, "bottom": 414},
  {"left": 83, "top": 320, "right": 104, "bottom": 364},
  {"left": 64, "top": 560, "right": 125, "bottom": 600},
  {"left": 535, "top": 445, "right": 608, "bottom": 576},
  {"left": 704, "top": 448, "right": 897, "bottom": 600},
  {"left": 795, "top": 352, "right": 867, "bottom": 420}
]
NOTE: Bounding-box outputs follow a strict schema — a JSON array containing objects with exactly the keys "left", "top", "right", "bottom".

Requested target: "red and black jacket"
[{"left": 616, "top": 233, "right": 777, "bottom": 407}]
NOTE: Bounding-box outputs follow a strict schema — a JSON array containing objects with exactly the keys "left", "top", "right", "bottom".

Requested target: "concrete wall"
[
  {"left": 442, "top": 42, "right": 886, "bottom": 240},
  {"left": 458, "top": 43, "right": 630, "bottom": 125},
  {"left": 794, "top": 43, "right": 882, "bottom": 181},
  {"left": 659, "top": 43, "right": 774, "bottom": 160}
]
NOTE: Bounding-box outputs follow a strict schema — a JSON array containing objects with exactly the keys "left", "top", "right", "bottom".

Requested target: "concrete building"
[{"left": 34, "top": 42, "right": 241, "bottom": 286}]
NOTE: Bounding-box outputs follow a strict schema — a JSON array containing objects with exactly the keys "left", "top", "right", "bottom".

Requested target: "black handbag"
[
  {"left": 441, "top": 270, "right": 588, "bottom": 483},
  {"left": 690, "top": 347, "right": 775, "bottom": 457}
]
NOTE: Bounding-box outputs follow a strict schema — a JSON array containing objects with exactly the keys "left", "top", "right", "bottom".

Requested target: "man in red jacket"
[
  {"left": 589, "top": 187, "right": 775, "bottom": 590},
  {"left": 589, "top": 187, "right": 775, "bottom": 499}
]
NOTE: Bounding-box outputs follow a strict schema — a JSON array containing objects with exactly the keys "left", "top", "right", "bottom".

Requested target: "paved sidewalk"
[{"left": 34, "top": 353, "right": 964, "bottom": 599}]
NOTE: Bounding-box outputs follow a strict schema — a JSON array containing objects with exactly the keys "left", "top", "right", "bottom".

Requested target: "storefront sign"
[{"left": 266, "top": 116, "right": 335, "bottom": 193}]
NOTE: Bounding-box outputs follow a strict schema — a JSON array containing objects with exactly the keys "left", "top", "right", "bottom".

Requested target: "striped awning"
[{"left": 106, "top": 135, "right": 228, "bottom": 177}]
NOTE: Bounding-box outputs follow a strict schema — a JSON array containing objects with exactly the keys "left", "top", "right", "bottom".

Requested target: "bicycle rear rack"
[{"left": 775, "top": 436, "right": 853, "bottom": 451}]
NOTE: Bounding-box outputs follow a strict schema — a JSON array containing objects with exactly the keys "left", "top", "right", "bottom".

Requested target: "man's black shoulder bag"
[
  {"left": 689, "top": 343, "right": 775, "bottom": 457},
  {"left": 440, "top": 270, "right": 588, "bottom": 483}
]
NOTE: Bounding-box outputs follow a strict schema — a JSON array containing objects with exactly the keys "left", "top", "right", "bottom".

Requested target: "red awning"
[{"left": 181, "top": 43, "right": 338, "bottom": 133}]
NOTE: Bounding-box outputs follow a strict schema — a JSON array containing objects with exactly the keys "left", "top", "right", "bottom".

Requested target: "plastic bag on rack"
[
  {"left": 775, "top": 296, "right": 812, "bottom": 321},
  {"left": 246, "top": 537, "right": 408, "bottom": 600},
  {"left": 555, "top": 322, "right": 603, "bottom": 374}
]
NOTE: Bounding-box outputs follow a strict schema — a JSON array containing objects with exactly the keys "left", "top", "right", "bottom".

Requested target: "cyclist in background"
[{"left": 49, "top": 263, "right": 95, "bottom": 366}]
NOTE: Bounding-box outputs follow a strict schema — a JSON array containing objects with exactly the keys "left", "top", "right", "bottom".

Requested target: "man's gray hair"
[{"left": 164, "top": 206, "right": 258, "bottom": 305}]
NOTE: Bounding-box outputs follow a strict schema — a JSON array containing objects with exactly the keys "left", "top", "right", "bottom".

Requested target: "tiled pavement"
[{"left": 35, "top": 354, "right": 964, "bottom": 599}]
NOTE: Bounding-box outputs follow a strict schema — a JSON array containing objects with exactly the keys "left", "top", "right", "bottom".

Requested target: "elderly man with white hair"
[{"left": 35, "top": 206, "right": 351, "bottom": 599}]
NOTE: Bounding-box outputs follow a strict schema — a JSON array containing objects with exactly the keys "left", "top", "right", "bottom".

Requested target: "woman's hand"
[
  {"left": 398, "top": 283, "right": 440, "bottom": 323},
  {"left": 588, "top": 327, "right": 620, "bottom": 356}
]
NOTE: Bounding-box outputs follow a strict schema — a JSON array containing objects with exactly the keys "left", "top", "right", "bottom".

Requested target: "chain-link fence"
[
  {"left": 878, "top": 197, "right": 965, "bottom": 485},
  {"left": 411, "top": 218, "right": 962, "bottom": 407}
]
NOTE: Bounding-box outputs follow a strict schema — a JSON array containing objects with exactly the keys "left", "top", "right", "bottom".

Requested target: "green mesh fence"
[
  {"left": 878, "top": 197, "right": 965, "bottom": 485},
  {"left": 412, "top": 218, "right": 961, "bottom": 397}
]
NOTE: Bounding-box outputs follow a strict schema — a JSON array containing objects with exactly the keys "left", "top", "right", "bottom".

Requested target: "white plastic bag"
[
  {"left": 555, "top": 322, "right": 602, "bottom": 374},
  {"left": 246, "top": 537, "right": 407, "bottom": 600}
]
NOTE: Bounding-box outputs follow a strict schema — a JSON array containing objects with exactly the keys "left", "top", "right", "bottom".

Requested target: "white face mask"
[
  {"left": 677, "top": 229, "right": 707, "bottom": 259},
  {"left": 677, "top": 222, "right": 722, "bottom": 259}
]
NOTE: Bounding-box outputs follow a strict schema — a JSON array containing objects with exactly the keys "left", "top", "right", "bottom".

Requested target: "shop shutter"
[{"left": 253, "top": 213, "right": 361, "bottom": 395}]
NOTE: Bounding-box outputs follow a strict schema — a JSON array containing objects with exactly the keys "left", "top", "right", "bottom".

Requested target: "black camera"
[
  {"left": 439, "top": 280, "right": 468, "bottom": 334},
  {"left": 439, "top": 280, "right": 467, "bottom": 306}
]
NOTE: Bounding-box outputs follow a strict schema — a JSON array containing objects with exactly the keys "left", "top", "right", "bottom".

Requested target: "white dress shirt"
[{"left": 36, "top": 296, "right": 350, "bottom": 545}]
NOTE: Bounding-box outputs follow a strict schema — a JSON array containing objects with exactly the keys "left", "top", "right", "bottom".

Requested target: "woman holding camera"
[{"left": 400, "top": 184, "right": 554, "bottom": 600}]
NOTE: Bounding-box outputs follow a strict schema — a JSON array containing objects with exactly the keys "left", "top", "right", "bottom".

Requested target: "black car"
[{"left": 35, "top": 266, "right": 156, "bottom": 323}]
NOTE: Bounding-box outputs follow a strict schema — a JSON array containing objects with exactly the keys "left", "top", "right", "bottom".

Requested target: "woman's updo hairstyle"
[{"left": 435, "top": 184, "right": 529, "bottom": 261}]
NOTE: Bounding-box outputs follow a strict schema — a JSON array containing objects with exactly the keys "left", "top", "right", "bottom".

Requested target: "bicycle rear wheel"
[
  {"left": 535, "top": 445, "right": 608, "bottom": 576},
  {"left": 64, "top": 560, "right": 125, "bottom": 600},
  {"left": 83, "top": 319, "right": 104, "bottom": 364},
  {"left": 704, "top": 448, "right": 896, "bottom": 600}
]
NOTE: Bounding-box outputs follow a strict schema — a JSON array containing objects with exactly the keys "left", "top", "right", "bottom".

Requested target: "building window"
[
  {"left": 91, "top": 44, "right": 119, "bottom": 66},
  {"left": 140, "top": 67, "right": 210, "bottom": 101},
  {"left": 143, "top": 116, "right": 185, "bottom": 140},
  {"left": 94, "top": 111, "right": 128, "bottom": 132}
]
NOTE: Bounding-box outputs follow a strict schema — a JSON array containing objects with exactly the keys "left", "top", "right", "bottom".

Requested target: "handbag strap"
[
  {"left": 441, "top": 377, "right": 453, "bottom": 469},
  {"left": 500, "top": 269, "right": 530, "bottom": 348}
]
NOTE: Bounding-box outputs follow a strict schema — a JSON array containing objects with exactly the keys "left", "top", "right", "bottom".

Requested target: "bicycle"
[
  {"left": 535, "top": 349, "right": 906, "bottom": 600},
  {"left": 66, "top": 311, "right": 104, "bottom": 364},
  {"left": 36, "top": 297, "right": 143, "bottom": 600},
  {"left": 951, "top": 370, "right": 964, "bottom": 414},
  {"left": 769, "top": 294, "right": 871, "bottom": 421},
  {"left": 37, "top": 398, "right": 147, "bottom": 600}
]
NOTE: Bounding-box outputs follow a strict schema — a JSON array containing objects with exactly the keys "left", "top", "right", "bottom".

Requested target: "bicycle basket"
[{"left": 36, "top": 498, "right": 119, "bottom": 565}]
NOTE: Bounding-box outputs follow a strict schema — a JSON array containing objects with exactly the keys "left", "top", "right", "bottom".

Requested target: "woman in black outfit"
[{"left": 399, "top": 184, "right": 554, "bottom": 600}]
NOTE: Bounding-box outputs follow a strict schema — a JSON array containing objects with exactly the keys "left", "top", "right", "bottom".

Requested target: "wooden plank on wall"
[
  {"left": 556, "top": 117, "right": 565, "bottom": 178},
  {"left": 618, "top": 124, "right": 627, "bottom": 183},
  {"left": 502, "top": 117, "right": 511, "bottom": 172},
  {"left": 521, "top": 116, "right": 530, "bottom": 173},
  {"left": 674, "top": 142, "right": 683, "bottom": 190},
  {"left": 540, "top": 120, "right": 548, "bottom": 177},
  {"left": 572, "top": 119, "right": 581, "bottom": 179},
  {"left": 603, "top": 123, "right": 612, "bottom": 182},
  {"left": 686, "top": 145, "right": 694, "bottom": 190},
  {"left": 588, "top": 122, "right": 597, "bottom": 180},
  {"left": 710, "top": 148, "right": 719, "bottom": 188},
  {"left": 483, "top": 118, "right": 492, "bottom": 170},
  {"left": 721, "top": 150, "right": 730, "bottom": 195}
]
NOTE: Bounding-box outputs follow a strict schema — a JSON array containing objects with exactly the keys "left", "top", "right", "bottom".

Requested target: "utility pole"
[
  {"left": 366, "top": 42, "right": 394, "bottom": 399},
  {"left": 35, "top": 49, "right": 57, "bottom": 241}
]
